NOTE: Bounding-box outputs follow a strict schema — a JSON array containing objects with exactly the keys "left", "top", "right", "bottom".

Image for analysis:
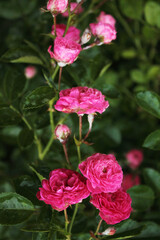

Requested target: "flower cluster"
[{"left": 79, "top": 153, "right": 132, "bottom": 224}]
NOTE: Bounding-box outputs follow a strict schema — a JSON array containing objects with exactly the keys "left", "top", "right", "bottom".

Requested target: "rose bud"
[
  {"left": 90, "top": 22, "right": 116, "bottom": 44},
  {"left": 81, "top": 28, "right": 92, "bottom": 45},
  {"left": 99, "top": 227, "right": 116, "bottom": 236},
  {"left": 97, "top": 11, "right": 116, "bottom": 27},
  {"left": 54, "top": 87, "right": 109, "bottom": 115},
  {"left": 47, "top": 0, "right": 68, "bottom": 16},
  {"left": 55, "top": 124, "right": 71, "bottom": 144},
  {"left": 37, "top": 169, "right": 90, "bottom": 211},
  {"left": 24, "top": 66, "right": 36, "bottom": 79},
  {"left": 51, "top": 24, "right": 81, "bottom": 43},
  {"left": 90, "top": 189, "right": 132, "bottom": 224},
  {"left": 48, "top": 37, "right": 82, "bottom": 67},
  {"left": 79, "top": 153, "right": 123, "bottom": 194},
  {"left": 126, "top": 149, "right": 143, "bottom": 169},
  {"left": 62, "top": 2, "right": 83, "bottom": 17},
  {"left": 122, "top": 174, "right": 140, "bottom": 191}
]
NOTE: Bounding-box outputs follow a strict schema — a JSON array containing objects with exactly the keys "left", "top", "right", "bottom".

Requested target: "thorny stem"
[
  {"left": 58, "top": 67, "right": 63, "bottom": 90},
  {"left": 63, "top": 1, "right": 72, "bottom": 36},
  {"left": 83, "top": 128, "right": 91, "bottom": 141},
  {"left": 52, "top": 64, "right": 60, "bottom": 82},
  {"left": 79, "top": 115, "right": 82, "bottom": 141},
  {"left": 63, "top": 143, "right": 71, "bottom": 166},
  {"left": 49, "top": 99, "right": 55, "bottom": 132},
  {"left": 54, "top": 16, "right": 56, "bottom": 36},
  {"left": 64, "top": 209, "right": 69, "bottom": 233}
]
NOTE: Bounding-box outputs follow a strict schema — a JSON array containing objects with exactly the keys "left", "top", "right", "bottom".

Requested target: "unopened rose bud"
[
  {"left": 55, "top": 124, "right": 71, "bottom": 144},
  {"left": 101, "top": 227, "right": 116, "bottom": 236},
  {"left": 81, "top": 28, "right": 91, "bottom": 45},
  {"left": 24, "top": 66, "right": 37, "bottom": 79}
]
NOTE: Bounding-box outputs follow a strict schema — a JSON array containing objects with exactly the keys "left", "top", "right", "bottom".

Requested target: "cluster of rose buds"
[{"left": 37, "top": 0, "right": 132, "bottom": 233}]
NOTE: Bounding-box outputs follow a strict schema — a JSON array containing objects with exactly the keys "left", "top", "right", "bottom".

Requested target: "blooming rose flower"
[
  {"left": 126, "top": 149, "right": 143, "bottom": 169},
  {"left": 37, "top": 169, "right": 90, "bottom": 211},
  {"left": 48, "top": 37, "right": 82, "bottom": 67},
  {"left": 97, "top": 11, "right": 116, "bottom": 27},
  {"left": 47, "top": 0, "right": 68, "bottom": 15},
  {"left": 122, "top": 174, "right": 140, "bottom": 191},
  {"left": 24, "top": 66, "right": 36, "bottom": 79},
  {"left": 55, "top": 124, "right": 71, "bottom": 144},
  {"left": 51, "top": 24, "right": 81, "bottom": 43},
  {"left": 90, "top": 189, "right": 132, "bottom": 224},
  {"left": 54, "top": 87, "right": 109, "bottom": 115},
  {"left": 62, "top": 2, "right": 83, "bottom": 17},
  {"left": 79, "top": 153, "right": 123, "bottom": 194},
  {"left": 90, "top": 22, "right": 116, "bottom": 44}
]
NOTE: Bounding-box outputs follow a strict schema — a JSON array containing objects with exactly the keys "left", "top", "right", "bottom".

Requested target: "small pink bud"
[
  {"left": 47, "top": 0, "right": 68, "bottom": 16},
  {"left": 24, "top": 66, "right": 37, "bottom": 79},
  {"left": 81, "top": 28, "right": 92, "bottom": 45},
  {"left": 101, "top": 227, "right": 116, "bottom": 236},
  {"left": 55, "top": 124, "right": 71, "bottom": 144}
]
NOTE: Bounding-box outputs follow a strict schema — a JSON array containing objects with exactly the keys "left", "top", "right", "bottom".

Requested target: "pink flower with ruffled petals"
[
  {"left": 51, "top": 24, "right": 81, "bottom": 43},
  {"left": 90, "top": 189, "right": 132, "bottom": 224},
  {"left": 62, "top": 2, "right": 83, "bottom": 17},
  {"left": 90, "top": 22, "right": 116, "bottom": 44},
  {"left": 37, "top": 169, "right": 90, "bottom": 211},
  {"left": 47, "top": 0, "right": 68, "bottom": 15},
  {"left": 79, "top": 153, "right": 123, "bottom": 194},
  {"left": 126, "top": 149, "right": 143, "bottom": 169},
  {"left": 55, "top": 124, "right": 71, "bottom": 144},
  {"left": 122, "top": 174, "right": 140, "bottom": 191},
  {"left": 24, "top": 66, "right": 36, "bottom": 79},
  {"left": 97, "top": 12, "right": 116, "bottom": 27},
  {"left": 48, "top": 37, "right": 82, "bottom": 67},
  {"left": 54, "top": 87, "right": 109, "bottom": 115}
]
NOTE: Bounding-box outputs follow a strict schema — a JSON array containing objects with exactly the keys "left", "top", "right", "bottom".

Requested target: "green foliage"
[
  {"left": 143, "top": 129, "right": 160, "bottom": 150},
  {"left": 0, "top": 192, "right": 36, "bottom": 225},
  {"left": 144, "top": 1, "right": 160, "bottom": 28}
]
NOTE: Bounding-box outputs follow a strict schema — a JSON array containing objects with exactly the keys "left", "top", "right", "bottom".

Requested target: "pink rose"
[
  {"left": 62, "top": 2, "right": 83, "bottom": 17},
  {"left": 47, "top": 0, "right": 68, "bottom": 15},
  {"left": 79, "top": 153, "right": 123, "bottom": 194},
  {"left": 126, "top": 149, "right": 143, "bottom": 169},
  {"left": 122, "top": 174, "right": 140, "bottom": 191},
  {"left": 90, "top": 22, "right": 116, "bottom": 44},
  {"left": 24, "top": 66, "right": 36, "bottom": 79},
  {"left": 54, "top": 87, "right": 109, "bottom": 115},
  {"left": 97, "top": 11, "right": 116, "bottom": 27},
  {"left": 37, "top": 169, "right": 90, "bottom": 211},
  {"left": 48, "top": 37, "right": 82, "bottom": 67},
  {"left": 90, "top": 189, "right": 132, "bottom": 224},
  {"left": 51, "top": 24, "right": 81, "bottom": 43},
  {"left": 55, "top": 124, "right": 71, "bottom": 144}
]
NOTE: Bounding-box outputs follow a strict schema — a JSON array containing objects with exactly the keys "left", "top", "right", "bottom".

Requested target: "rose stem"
[
  {"left": 89, "top": 219, "right": 103, "bottom": 240},
  {"left": 62, "top": 143, "right": 71, "bottom": 167},
  {"left": 79, "top": 115, "right": 82, "bottom": 141},
  {"left": 54, "top": 16, "right": 56, "bottom": 36},
  {"left": 68, "top": 204, "right": 79, "bottom": 236},
  {"left": 58, "top": 67, "right": 63, "bottom": 90},
  {"left": 83, "top": 129, "right": 91, "bottom": 141},
  {"left": 64, "top": 209, "right": 69, "bottom": 233}
]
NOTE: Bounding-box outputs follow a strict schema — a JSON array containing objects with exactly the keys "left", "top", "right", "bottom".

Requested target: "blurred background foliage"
[{"left": 0, "top": 0, "right": 160, "bottom": 239}]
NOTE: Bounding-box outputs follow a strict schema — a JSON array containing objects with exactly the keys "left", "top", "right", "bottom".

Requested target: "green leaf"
[
  {"left": 29, "top": 166, "right": 46, "bottom": 182},
  {"left": 1, "top": 46, "right": 43, "bottom": 66},
  {"left": 3, "top": 69, "right": 26, "bottom": 101},
  {"left": 127, "top": 185, "right": 155, "bottom": 211},
  {"left": 121, "top": 49, "right": 137, "bottom": 59},
  {"left": 22, "top": 86, "right": 57, "bottom": 110},
  {"left": 135, "top": 221, "right": 160, "bottom": 239},
  {"left": 104, "top": 219, "right": 144, "bottom": 239},
  {"left": 22, "top": 222, "right": 50, "bottom": 232},
  {"left": 18, "top": 128, "right": 34, "bottom": 149},
  {"left": 120, "top": 0, "right": 143, "bottom": 20},
  {"left": 11, "top": 56, "right": 43, "bottom": 65},
  {"left": 0, "top": 0, "right": 37, "bottom": 20},
  {"left": 102, "top": 84, "right": 120, "bottom": 99},
  {"left": 143, "top": 168, "right": 160, "bottom": 194},
  {"left": 0, "top": 192, "right": 36, "bottom": 225},
  {"left": 143, "top": 129, "right": 160, "bottom": 150},
  {"left": 136, "top": 91, "right": 160, "bottom": 118},
  {"left": 32, "top": 232, "right": 48, "bottom": 240},
  {"left": 0, "top": 108, "right": 21, "bottom": 126},
  {"left": 144, "top": 1, "right": 160, "bottom": 28},
  {"left": 131, "top": 69, "right": 145, "bottom": 83}
]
